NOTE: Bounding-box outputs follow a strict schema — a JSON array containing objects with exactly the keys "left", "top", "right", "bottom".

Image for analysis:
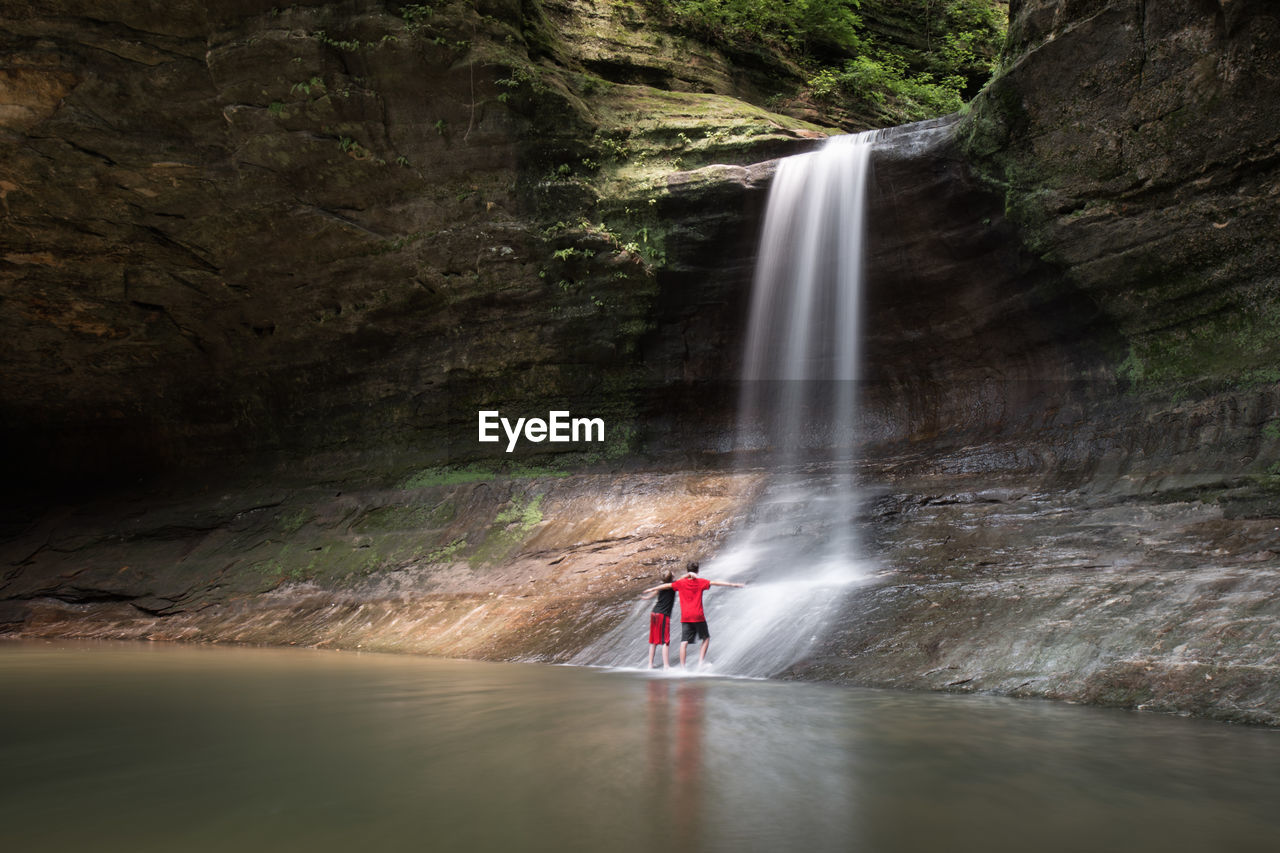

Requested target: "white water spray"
[{"left": 577, "top": 129, "right": 887, "bottom": 676}]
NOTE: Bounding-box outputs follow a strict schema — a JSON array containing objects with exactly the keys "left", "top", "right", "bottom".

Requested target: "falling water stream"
[{"left": 579, "top": 130, "right": 892, "bottom": 675}]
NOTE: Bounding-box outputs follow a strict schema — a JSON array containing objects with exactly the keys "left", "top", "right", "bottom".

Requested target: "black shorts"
[{"left": 681, "top": 621, "right": 710, "bottom": 643}]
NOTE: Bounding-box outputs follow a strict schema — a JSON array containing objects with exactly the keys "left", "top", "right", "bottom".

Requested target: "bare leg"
[
  {"left": 648, "top": 643, "right": 656, "bottom": 668},
  {"left": 662, "top": 643, "right": 671, "bottom": 669},
  {"left": 679, "top": 641, "right": 689, "bottom": 667},
  {"left": 698, "top": 638, "right": 710, "bottom": 668}
]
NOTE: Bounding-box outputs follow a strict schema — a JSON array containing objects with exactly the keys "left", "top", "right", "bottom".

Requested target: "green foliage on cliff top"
[
  {"left": 808, "top": 53, "right": 964, "bottom": 122},
  {"left": 651, "top": 0, "right": 1007, "bottom": 126},
  {"left": 860, "top": 0, "right": 1007, "bottom": 95},
  {"left": 658, "top": 0, "right": 863, "bottom": 54},
  {"left": 810, "top": 0, "right": 1007, "bottom": 124}
]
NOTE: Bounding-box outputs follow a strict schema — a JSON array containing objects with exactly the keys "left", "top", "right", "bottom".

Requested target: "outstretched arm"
[
  {"left": 708, "top": 580, "right": 745, "bottom": 588},
  {"left": 640, "top": 582, "right": 674, "bottom": 598}
]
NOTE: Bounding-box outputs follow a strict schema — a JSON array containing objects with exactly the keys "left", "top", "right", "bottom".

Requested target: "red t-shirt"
[{"left": 671, "top": 576, "right": 712, "bottom": 622}]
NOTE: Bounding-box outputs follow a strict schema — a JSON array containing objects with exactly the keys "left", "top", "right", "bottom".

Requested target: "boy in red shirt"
[{"left": 641, "top": 561, "right": 745, "bottom": 668}]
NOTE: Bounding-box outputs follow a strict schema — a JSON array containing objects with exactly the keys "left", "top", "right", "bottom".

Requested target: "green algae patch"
[
  {"left": 275, "top": 508, "right": 312, "bottom": 534},
  {"left": 590, "top": 86, "right": 831, "bottom": 197},
  {"left": 352, "top": 500, "right": 457, "bottom": 533},
  {"left": 1115, "top": 302, "right": 1280, "bottom": 396},
  {"left": 494, "top": 493, "right": 544, "bottom": 528},
  {"left": 469, "top": 493, "right": 545, "bottom": 566},
  {"left": 424, "top": 537, "right": 468, "bottom": 564},
  {"left": 245, "top": 536, "right": 406, "bottom": 587}
]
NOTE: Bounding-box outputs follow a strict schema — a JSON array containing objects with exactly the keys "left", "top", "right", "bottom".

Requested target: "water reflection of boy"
[
  {"left": 673, "top": 682, "right": 706, "bottom": 845},
  {"left": 641, "top": 571, "right": 676, "bottom": 669},
  {"left": 645, "top": 680, "right": 705, "bottom": 848},
  {"left": 641, "top": 561, "right": 745, "bottom": 668}
]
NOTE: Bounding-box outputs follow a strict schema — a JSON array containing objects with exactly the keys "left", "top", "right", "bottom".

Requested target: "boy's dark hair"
[
  {"left": 660, "top": 571, "right": 674, "bottom": 584},
  {"left": 685, "top": 560, "right": 700, "bottom": 574}
]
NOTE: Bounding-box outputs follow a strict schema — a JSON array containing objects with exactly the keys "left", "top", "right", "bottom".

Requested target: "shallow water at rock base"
[{"left": 2, "top": 641, "right": 1279, "bottom": 852}]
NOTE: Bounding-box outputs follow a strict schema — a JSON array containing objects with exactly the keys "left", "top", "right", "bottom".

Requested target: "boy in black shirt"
[{"left": 642, "top": 571, "right": 675, "bottom": 669}]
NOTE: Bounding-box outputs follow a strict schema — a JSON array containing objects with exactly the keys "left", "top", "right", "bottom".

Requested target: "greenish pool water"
[{"left": 2, "top": 640, "right": 1278, "bottom": 852}]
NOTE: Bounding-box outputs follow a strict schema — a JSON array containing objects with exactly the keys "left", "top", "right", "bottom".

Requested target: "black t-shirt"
[{"left": 651, "top": 587, "right": 675, "bottom": 617}]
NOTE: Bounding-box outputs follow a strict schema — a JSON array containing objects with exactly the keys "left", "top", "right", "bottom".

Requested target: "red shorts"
[{"left": 648, "top": 612, "right": 671, "bottom": 644}]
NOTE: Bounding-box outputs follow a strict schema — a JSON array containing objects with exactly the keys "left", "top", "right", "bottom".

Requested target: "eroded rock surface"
[
  {"left": 0, "top": 0, "right": 828, "bottom": 483},
  {"left": 961, "top": 0, "right": 1280, "bottom": 397},
  {"left": 800, "top": 470, "right": 1280, "bottom": 726},
  {"left": 2, "top": 467, "right": 764, "bottom": 661}
]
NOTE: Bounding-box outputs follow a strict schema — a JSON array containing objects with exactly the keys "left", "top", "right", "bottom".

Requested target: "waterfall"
[{"left": 576, "top": 129, "right": 888, "bottom": 676}]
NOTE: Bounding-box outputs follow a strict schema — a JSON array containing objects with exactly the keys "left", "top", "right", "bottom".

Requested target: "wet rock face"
[
  {"left": 794, "top": 478, "right": 1280, "bottom": 726},
  {"left": 0, "top": 0, "right": 826, "bottom": 486},
  {"left": 2, "top": 1, "right": 538, "bottom": 480},
  {"left": 962, "top": 0, "right": 1280, "bottom": 399},
  {"left": 860, "top": 120, "right": 1113, "bottom": 455}
]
